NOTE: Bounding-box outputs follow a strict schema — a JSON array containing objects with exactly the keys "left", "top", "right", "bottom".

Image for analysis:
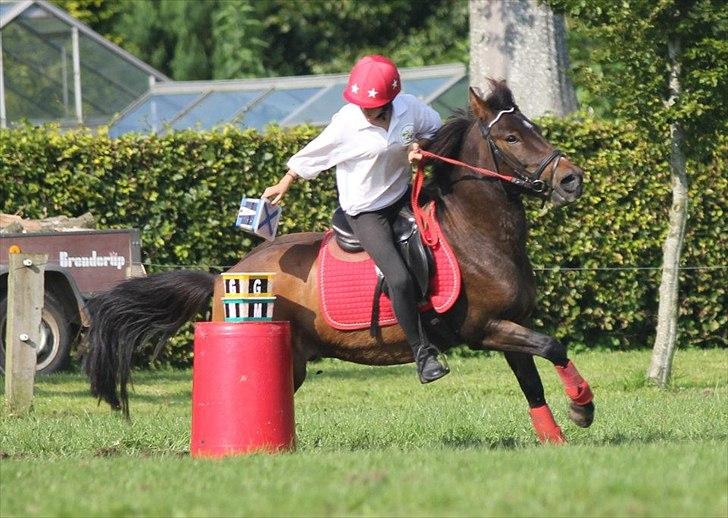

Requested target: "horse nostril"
[{"left": 560, "top": 173, "right": 581, "bottom": 192}]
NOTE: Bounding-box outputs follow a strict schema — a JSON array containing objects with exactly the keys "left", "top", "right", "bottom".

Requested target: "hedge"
[{"left": 1, "top": 119, "right": 725, "bottom": 365}]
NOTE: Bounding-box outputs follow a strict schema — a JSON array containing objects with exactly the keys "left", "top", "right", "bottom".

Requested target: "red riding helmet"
[{"left": 343, "top": 55, "right": 401, "bottom": 109}]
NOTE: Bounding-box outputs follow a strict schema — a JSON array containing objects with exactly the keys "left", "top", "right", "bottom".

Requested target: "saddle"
[{"left": 331, "top": 206, "right": 434, "bottom": 336}]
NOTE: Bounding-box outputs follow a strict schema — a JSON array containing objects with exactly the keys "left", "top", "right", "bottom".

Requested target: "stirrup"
[{"left": 414, "top": 344, "right": 450, "bottom": 384}]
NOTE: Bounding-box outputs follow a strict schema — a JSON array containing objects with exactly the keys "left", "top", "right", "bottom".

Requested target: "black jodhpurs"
[{"left": 345, "top": 192, "right": 423, "bottom": 347}]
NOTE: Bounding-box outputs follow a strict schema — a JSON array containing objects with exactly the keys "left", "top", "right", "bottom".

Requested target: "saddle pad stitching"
[
  {"left": 429, "top": 217, "right": 461, "bottom": 313},
  {"left": 319, "top": 231, "right": 397, "bottom": 329},
  {"left": 319, "top": 224, "right": 460, "bottom": 330}
]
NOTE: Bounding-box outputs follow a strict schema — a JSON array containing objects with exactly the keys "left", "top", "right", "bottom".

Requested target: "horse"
[{"left": 86, "top": 80, "right": 594, "bottom": 444}]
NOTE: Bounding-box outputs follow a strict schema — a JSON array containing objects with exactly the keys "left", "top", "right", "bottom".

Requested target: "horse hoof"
[{"left": 568, "top": 400, "right": 595, "bottom": 428}]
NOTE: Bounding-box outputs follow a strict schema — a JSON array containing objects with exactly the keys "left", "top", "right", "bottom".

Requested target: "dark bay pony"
[{"left": 86, "top": 81, "right": 594, "bottom": 443}]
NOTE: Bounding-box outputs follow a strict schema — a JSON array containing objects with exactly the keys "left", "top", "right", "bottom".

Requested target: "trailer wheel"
[{"left": 0, "top": 294, "right": 73, "bottom": 375}]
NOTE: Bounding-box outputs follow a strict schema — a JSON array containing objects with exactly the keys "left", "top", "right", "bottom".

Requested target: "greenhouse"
[
  {"left": 1, "top": 1, "right": 469, "bottom": 135},
  {"left": 107, "top": 63, "right": 468, "bottom": 137},
  {"left": 0, "top": 0, "right": 168, "bottom": 128}
]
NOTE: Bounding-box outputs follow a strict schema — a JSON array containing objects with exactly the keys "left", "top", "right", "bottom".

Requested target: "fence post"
[{"left": 4, "top": 252, "right": 46, "bottom": 415}]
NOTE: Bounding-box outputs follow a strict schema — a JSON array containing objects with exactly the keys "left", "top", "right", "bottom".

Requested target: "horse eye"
[{"left": 505, "top": 135, "right": 519, "bottom": 144}]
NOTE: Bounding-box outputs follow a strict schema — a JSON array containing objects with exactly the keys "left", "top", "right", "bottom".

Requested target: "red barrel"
[{"left": 190, "top": 321, "right": 295, "bottom": 457}]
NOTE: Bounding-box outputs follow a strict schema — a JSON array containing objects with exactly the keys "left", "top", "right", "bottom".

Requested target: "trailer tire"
[{"left": 0, "top": 294, "right": 73, "bottom": 375}]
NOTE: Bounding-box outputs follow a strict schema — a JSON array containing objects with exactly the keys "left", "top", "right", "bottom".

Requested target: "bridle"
[
  {"left": 412, "top": 106, "right": 566, "bottom": 246},
  {"left": 478, "top": 107, "right": 563, "bottom": 197}
]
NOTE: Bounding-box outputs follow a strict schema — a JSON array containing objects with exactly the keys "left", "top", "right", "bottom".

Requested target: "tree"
[
  {"left": 50, "top": 0, "right": 469, "bottom": 80},
  {"left": 469, "top": 0, "right": 577, "bottom": 116},
  {"left": 546, "top": 0, "right": 727, "bottom": 386},
  {"left": 112, "top": 0, "right": 217, "bottom": 80},
  {"left": 211, "top": 1, "right": 267, "bottom": 79},
  {"left": 52, "top": 0, "right": 125, "bottom": 44}
]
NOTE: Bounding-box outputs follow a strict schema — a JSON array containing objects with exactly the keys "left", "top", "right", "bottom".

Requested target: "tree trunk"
[
  {"left": 468, "top": 0, "right": 577, "bottom": 116},
  {"left": 648, "top": 37, "right": 689, "bottom": 387}
]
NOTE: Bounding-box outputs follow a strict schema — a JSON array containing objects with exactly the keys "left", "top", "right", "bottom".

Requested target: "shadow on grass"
[
  {"left": 440, "top": 435, "right": 525, "bottom": 450},
  {"left": 93, "top": 446, "right": 189, "bottom": 458},
  {"left": 309, "top": 365, "right": 413, "bottom": 382},
  {"left": 413, "top": 432, "right": 727, "bottom": 451},
  {"left": 33, "top": 386, "right": 191, "bottom": 404},
  {"left": 592, "top": 431, "right": 728, "bottom": 446},
  {"left": 30, "top": 369, "right": 192, "bottom": 384},
  {"left": 303, "top": 435, "right": 528, "bottom": 452},
  {"left": 33, "top": 387, "right": 94, "bottom": 398}
]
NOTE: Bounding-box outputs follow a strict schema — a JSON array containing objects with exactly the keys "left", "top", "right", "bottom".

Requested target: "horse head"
[{"left": 468, "top": 80, "right": 584, "bottom": 207}]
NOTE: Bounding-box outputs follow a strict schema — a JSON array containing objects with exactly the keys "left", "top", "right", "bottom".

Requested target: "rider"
[{"left": 262, "top": 54, "right": 449, "bottom": 384}]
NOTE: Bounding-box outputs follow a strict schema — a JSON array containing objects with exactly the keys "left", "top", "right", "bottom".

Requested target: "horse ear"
[{"left": 469, "top": 87, "right": 493, "bottom": 121}]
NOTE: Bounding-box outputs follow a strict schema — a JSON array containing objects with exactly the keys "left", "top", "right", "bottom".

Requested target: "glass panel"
[
  {"left": 284, "top": 84, "right": 347, "bottom": 126},
  {"left": 17, "top": 5, "right": 69, "bottom": 36},
  {"left": 403, "top": 77, "right": 450, "bottom": 100},
  {"left": 171, "top": 90, "right": 264, "bottom": 130},
  {"left": 238, "top": 88, "right": 320, "bottom": 130},
  {"left": 0, "top": 2, "right": 20, "bottom": 17},
  {"left": 2, "top": 17, "right": 74, "bottom": 123},
  {"left": 430, "top": 77, "right": 469, "bottom": 118},
  {"left": 78, "top": 33, "right": 149, "bottom": 119},
  {"left": 2, "top": 4, "right": 154, "bottom": 126},
  {"left": 108, "top": 93, "right": 201, "bottom": 136}
]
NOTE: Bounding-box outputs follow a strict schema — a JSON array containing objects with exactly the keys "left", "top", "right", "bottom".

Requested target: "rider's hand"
[
  {"left": 262, "top": 172, "right": 296, "bottom": 204},
  {"left": 408, "top": 143, "right": 423, "bottom": 165}
]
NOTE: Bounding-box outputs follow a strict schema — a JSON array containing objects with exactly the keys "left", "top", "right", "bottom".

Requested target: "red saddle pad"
[{"left": 318, "top": 218, "right": 461, "bottom": 331}]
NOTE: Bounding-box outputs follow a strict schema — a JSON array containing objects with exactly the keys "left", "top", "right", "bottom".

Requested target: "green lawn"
[{"left": 1, "top": 349, "right": 727, "bottom": 517}]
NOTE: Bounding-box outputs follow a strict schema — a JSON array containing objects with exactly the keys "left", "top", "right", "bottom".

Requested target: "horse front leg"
[
  {"left": 503, "top": 352, "right": 565, "bottom": 444},
  {"left": 483, "top": 320, "right": 595, "bottom": 431}
]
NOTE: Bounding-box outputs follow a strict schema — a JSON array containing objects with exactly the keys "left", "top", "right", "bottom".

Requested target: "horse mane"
[{"left": 428, "top": 108, "right": 472, "bottom": 179}]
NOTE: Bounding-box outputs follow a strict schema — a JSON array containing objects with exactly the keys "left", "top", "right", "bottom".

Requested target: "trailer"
[{"left": 0, "top": 229, "right": 143, "bottom": 374}]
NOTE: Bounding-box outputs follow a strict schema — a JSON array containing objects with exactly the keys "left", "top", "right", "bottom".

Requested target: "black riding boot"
[{"left": 412, "top": 342, "right": 449, "bottom": 384}]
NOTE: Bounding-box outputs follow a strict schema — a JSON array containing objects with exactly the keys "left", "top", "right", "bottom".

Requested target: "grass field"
[{"left": 1, "top": 349, "right": 727, "bottom": 517}]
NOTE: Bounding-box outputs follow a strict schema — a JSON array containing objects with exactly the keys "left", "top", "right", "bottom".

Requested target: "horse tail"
[{"left": 84, "top": 270, "right": 216, "bottom": 418}]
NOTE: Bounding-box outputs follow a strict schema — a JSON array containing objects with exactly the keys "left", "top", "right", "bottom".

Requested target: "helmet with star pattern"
[{"left": 343, "top": 55, "right": 401, "bottom": 108}]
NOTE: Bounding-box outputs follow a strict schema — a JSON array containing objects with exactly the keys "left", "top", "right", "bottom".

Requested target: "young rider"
[{"left": 262, "top": 55, "right": 449, "bottom": 384}]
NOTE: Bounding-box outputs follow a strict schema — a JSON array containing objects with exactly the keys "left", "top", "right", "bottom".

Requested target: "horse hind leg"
[
  {"left": 291, "top": 329, "right": 329, "bottom": 393},
  {"left": 483, "top": 320, "right": 595, "bottom": 430},
  {"left": 292, "top": 340, "right": 308, "bottom": 393}
]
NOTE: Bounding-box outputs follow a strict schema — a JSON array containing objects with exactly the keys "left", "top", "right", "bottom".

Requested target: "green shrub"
[
  {"left": 1, "top": 120, "right": 724, "bottom": 365},
  {"left": 530, "top": 116, "right": 726, "bottom": 351}
]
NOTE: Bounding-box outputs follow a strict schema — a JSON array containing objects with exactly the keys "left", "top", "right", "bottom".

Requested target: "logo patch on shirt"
[{"left": 400, "top": 124, "right": 415, "bottom": 145}]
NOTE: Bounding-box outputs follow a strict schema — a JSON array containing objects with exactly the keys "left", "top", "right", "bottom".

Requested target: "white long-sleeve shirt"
[{"left": 287, "top": 93, "right": 442, "bottom": 215}]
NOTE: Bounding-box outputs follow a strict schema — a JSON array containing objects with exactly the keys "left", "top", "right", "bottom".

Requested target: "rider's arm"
[
  {"left": 412, "top": 95, "right": 442, "bottom": 142},
  {"left": 407, "top": 95, "right": 442, "bottom": 165},
  {"left": 263, "top": 170, "right": 298, "bottom": 204},
  {"left": 262, "top": 114, "right": 344, "bottom": 204}
]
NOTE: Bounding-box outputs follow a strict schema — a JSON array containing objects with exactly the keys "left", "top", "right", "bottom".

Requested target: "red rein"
[
  {"left": 411, "top": 150, "right": 520, "bottom": 247},
  {"left": 418, "top": 149, "right": 518, "bottom": 183}
]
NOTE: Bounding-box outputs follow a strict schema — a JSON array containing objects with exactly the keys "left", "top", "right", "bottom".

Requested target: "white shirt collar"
[{"left": 352, "top": 95, "right": 408, "bottom": 130}]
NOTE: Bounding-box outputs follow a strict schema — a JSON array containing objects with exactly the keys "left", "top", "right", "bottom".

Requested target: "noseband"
[{"left": 479, "top": 107, "right": 563, "bottom": 196}]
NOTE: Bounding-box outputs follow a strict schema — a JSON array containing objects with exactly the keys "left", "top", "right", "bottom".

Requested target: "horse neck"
[{"left": 435, "top": 124, "right": 529, "bottom": 257}]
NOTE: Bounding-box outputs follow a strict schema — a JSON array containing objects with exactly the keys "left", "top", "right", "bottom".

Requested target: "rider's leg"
[{"left": 346, "top": 202, "right": 448, "bottom": 383}]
